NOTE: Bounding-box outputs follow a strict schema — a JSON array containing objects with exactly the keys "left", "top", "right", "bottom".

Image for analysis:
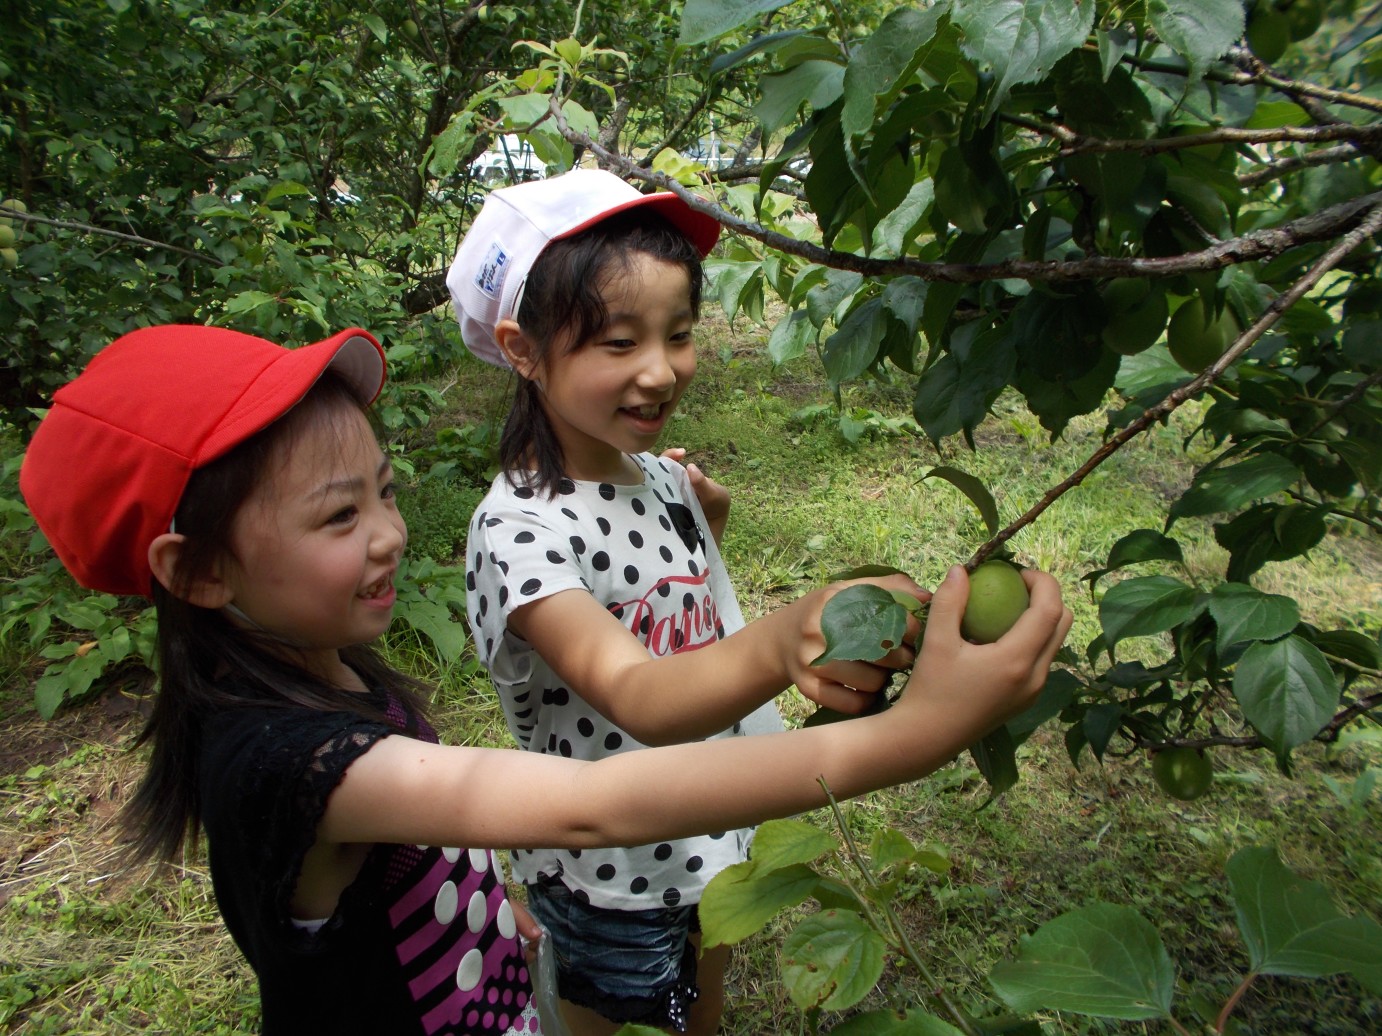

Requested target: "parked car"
[{"left": 468, "top": 134, "right": 548, "bottom": 185}]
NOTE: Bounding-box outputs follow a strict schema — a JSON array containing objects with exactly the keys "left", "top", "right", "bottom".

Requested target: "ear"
[
  {"left": 147, "top": 532, "right": 234, "bottom": 609},
  {"left": 494, "top": 319, "right": 543, "bottom": 382}
]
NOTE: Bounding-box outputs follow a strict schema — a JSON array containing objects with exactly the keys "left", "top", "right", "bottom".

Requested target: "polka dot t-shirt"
[{"left": 466, "top": 454, "right": 764, "bottom": 911}]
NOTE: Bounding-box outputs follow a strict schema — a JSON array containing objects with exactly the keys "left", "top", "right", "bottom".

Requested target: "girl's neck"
[{"left": 564, "top": 451, "right": 644, "bottom": 486}]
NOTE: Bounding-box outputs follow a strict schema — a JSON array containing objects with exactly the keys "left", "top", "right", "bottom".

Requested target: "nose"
[
  {"left": 371, "top": 504, "right": 407, "bottom": 561},
  {"left": 636, "top": 343, "right": 681, "bottom": 396}
]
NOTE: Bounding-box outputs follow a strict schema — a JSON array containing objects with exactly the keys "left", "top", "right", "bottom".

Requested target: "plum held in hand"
[{"left": 961, "top": 560, "right": 1030, "bottom": 644}]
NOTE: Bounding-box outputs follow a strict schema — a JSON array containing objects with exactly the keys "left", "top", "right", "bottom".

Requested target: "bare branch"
[
  {"left": 551, "top": 102, "right": 1382, "bottom": 284},
  {"left": 1238, "top": 144, "right": 1367, "bottom": 187},
  {"left": 2, "top": 210, "right": 224, "bottom": 266}
]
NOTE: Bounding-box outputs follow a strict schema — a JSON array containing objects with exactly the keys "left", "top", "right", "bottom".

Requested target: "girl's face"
[
  {"left": 221, "top": 405, "right": 407, "bottom": 684},
  {"left": 534, "top": 253, "right": 697, "bottom": 483}
]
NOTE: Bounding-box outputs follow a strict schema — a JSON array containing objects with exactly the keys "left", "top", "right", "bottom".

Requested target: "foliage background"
[{"left": 2, "top": 0, "right": 1381, "bottom": 1032}]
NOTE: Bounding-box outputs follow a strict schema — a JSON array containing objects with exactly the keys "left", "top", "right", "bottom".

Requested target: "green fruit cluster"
[
  {"left": 0, "top": 197, "right": 24, "bottom": 270},
  {"left": 1151, "top": 746, "right": 1213, "bottom": 800},
  {"left": 961, "top": 560, "right": 1030, "bottom": 644},
  {"left": 1166, "top": 295, "right": 1239, "bottom": 374}
]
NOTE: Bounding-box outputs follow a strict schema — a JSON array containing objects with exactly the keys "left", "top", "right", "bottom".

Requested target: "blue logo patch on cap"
[{"left": 474, "top": 241, "right": 509, "bottom": 298}]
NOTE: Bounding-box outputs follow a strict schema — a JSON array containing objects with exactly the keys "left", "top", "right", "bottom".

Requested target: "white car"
[{"left": 469, "top": 135, "right": 548, "bottom": 185}]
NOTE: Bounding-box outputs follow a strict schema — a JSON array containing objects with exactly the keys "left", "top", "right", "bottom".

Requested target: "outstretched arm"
[
  {"left": 323, "top": 566, "right": 1073, "bottom": 852},
  {"left": 506, "top": 572, "right": 925, "bottom": 745}
]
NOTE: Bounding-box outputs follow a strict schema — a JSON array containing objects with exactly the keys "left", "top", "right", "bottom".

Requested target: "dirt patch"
[{"left": 0, "top": 675, "right": 152, "bottom": 780}]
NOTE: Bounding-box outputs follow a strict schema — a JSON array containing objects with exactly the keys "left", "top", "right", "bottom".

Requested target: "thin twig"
[
  {"left": 818, "top": 777, "right": 983, "bottom": 1036},
  {"left": 3, "top": 210, "right": 224, "bottom": 265},
  {"left": 968, "top": 199, "right": 1382, "bottom": 567}
]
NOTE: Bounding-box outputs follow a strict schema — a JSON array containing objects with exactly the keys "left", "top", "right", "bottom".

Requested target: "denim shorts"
[{"left": 525, "top": 878, "right": 701, "bottom": 1032}]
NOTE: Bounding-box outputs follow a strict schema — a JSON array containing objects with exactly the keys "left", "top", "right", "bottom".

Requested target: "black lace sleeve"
[{"left": 199, "top": 705, "right": 394, "bottom": 952}]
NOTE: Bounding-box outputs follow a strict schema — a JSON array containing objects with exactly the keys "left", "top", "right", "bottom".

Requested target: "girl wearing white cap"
[{"left": 447, "top": 170, "right": 1069, "bottom": 1035}]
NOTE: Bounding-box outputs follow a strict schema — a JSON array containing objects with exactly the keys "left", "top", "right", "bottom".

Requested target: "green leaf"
[
  {"left": 816, "top": 584, "right": 909, "bottom": 664},
  {"left": 781, "top": 909, "right": 887, "bottom": 1012},
  {"left": 755, "top": 60, "right": 846, "bottom": 135},
  {"left": 969, "top": 725, "right": 1020, "bottom": 799},
  {"left": 841, "top": 6, "right": 944, "bottom": 143},
  {"left": 1215, "top": 503, "right": 1327, "bottom": 582},
  {"left": 744, "top": 818, "right": 837, "bottom": 874},
  {"left": 868, "top": 827, "right": 950, "bottom": 875},
  {"left": 1233, "top": 636, "right": 1340, "bottom": 763},
  {"left": 824, "top": 298, "right": 887, "bottom": 384},
  {"left": 767, "top": 309, "right": 816, "bottom": 364},
  {"left": 1146, "top": 0, "right": 1246, "bottom": 79},
  {"left": 989, "top": 903, "right": 1176, "bottom": 1020},
  {"left": 951, "top": 0, "right": 1095, "bottom": 119},
  {"left": 1208, "top": 583, "right": 1300, "bottom": 651},
  {"left": 912, "top": 324, "right": 1017, "bottom": 444},
  {"left": 678, "top": 0, "right": 792, "bottom": 45},
  {"left": 396, "top": 597, "right": 466, "bottom": 663},
  {"left": 1098, "top": 575, "right": 1203, "bottom": 651},
  {"left": 1082, "top": 529, "right": 1184, "bottom": 589},
  {"left": 1227, "top": 845, "right": 1382, "bottom": 994},
  {"left": 1171, "top": 453, "right": 1301, "bottom": 523},
  {"left": 699, "top": 861, "right": 821, "bottom": 947},
  {"left": 921, "top": 465, "right": 1000, "bottom": 538}
]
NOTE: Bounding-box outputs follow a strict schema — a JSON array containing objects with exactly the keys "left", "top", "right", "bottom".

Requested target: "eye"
[
  {"left": 327, "top": 505, "right": 358, "bottom": 526},
  {"left": 381, "top": 481, "right": 397, "bottom": 501}
]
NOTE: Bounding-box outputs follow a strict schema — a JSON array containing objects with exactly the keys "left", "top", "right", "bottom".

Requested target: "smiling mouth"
[
  {"left": 360, "top": 574, "right": 394, "bottom": 600},
  {"left": 625, "top": 403, "right": 665, "bottom": 420}
]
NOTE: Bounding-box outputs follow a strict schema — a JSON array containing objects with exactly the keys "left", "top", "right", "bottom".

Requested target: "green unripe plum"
[
  {"left": 0, "top": 198, "right": 26, "bottom": 215},
  {"left": 402, "top": 19, "right": 419, "bottom": 38},
  {"left": 1167, "top": 296, "right": 1238, "bottom": 374},
  {"left": 961, "top": 561, "right": 1030, "bottom": 644},
  {"left": 1278, "top": 0, "right": 1322, "bottom": 41},
  {"left": 1247, "top": 2, "right": 1291, "bottom": 63},
  {"left": 1151, "top": 746, "right": 1213, "bottom": 800},
  {"left": 1100, "top": 278, "right": 1170, "bottom": 356},
  {"left": 1, "top": 247, "right": 17, "bottom": 269},
  {"left": 0, "top": 224, "right": 14, "bottom": 248}
]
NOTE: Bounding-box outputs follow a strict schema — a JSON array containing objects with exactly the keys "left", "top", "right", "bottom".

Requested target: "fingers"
[
  {"left": 800, "top": 681, "right": 885, "bottom": 715},
  {"left": 659, "top": 447, "right": 687, "bottom": 463}
]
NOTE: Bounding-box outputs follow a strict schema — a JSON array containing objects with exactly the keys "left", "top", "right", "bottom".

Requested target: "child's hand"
[
  {"left": 893, "top": 565, "right": 1072, "bottom": 738},
  {"left": 661, "top": 446, "right": 730, "bottom": 545},
  {"left": 509, "top": 896, "right": 544, "bottom": 966},
  {"left": 789, "top": 573, "right": 929, "bottom": 714}
]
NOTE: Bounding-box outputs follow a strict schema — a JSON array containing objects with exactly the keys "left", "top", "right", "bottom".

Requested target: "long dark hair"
[
  {"left": 499, "top": 210, "right": 704, "bottom": 495},
  {"left": 122, "top": 372, "right": 431, "bottom": 864}
]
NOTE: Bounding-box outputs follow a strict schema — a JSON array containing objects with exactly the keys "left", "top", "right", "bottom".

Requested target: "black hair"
[
  {"left": 122, "top": 371, "right": 431, "bottom": 864},
  {"left": 499, "top": 210, "right": 704, "bottom": 496}
]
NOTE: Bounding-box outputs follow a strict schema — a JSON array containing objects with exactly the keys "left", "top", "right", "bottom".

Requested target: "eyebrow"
[{"left": 313, "top": 456, "right": 392, "bottom": 499}]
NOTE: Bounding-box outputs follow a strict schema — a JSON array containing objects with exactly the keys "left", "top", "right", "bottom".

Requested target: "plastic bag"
[{"left": 523, "top": 925, "right": 572, "bottom": 1036}]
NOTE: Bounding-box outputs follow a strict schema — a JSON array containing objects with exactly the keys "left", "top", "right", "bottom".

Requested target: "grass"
[{"left": 2, "top": 310, "right": 1380, "bottom": 1033}]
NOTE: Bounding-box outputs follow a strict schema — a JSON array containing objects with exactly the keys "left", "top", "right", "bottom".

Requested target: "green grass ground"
[{"left": 2, "top": 314, "right": 1379, "bottom": 1033}]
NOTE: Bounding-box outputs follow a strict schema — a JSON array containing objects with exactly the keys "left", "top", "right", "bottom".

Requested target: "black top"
[{"left": 198, "top": 687, "right": 541, "bottom": 1035}]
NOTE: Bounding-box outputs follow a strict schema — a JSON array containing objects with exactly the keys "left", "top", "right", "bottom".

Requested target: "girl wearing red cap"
[
  {"left": 447, "top": 172, "right": 1069, "bottom": 1036},
  {"left": 20, "top": 323, "right": 1070, "bottom": 1036}
]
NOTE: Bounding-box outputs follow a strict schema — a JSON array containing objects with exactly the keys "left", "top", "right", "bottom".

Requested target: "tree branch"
[
  {"left": 3, "top": 210, "right": 224, "bottom": 266},
  {"left": 550, "top": 101, "right": 1382, "bottom": 284},
  {"left": 969, "top": 199, "right": 1382, "bottom": 565},
  {"left": 1238, "top": 144, "right": 1366, "bottom": 188}
]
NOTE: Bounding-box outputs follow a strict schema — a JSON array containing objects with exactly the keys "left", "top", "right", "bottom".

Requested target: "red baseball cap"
[{"left": 19, "top": 324, "right": 386, "bottom": 597}]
